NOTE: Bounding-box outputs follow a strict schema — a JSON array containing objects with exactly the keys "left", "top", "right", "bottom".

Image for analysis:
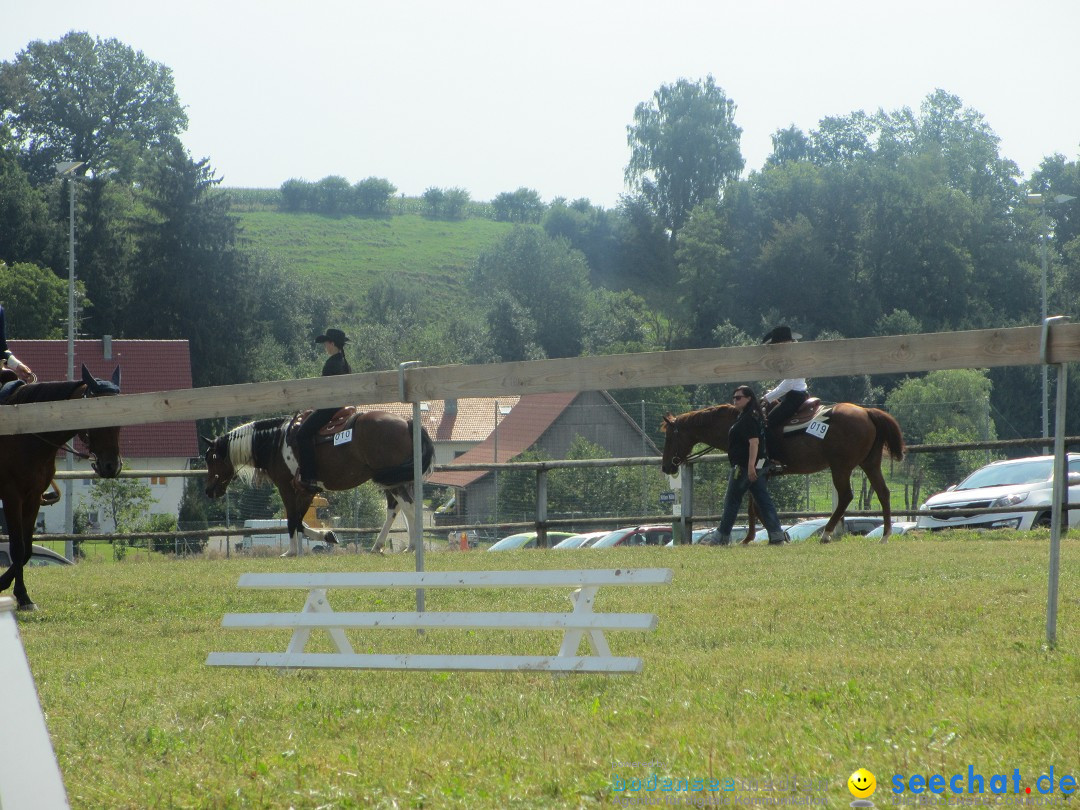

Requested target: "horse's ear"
[
  {"left": 660, "top": 412, "right": 675, "bottom": 433},
  {"left": 110, "top": 365, "right": 121, "bottom": 389},
  {"left": 200, "top": 435, "right": 215, "bottom": 449},
  {"left": 80, "top": 364, "right": 94, "bottom": 386}
]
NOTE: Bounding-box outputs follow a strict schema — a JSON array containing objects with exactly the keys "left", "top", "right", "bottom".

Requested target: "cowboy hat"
[
  {"left": 315, "top": 328, "right": 350, "bottom": 347},
  {"left": 762, "top": 325, "right": 802, "bottom": 344}
]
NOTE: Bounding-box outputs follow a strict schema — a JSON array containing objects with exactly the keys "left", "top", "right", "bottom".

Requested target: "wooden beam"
[{"left": 1, "top": 325, "right": 1078, "bottom": 435}]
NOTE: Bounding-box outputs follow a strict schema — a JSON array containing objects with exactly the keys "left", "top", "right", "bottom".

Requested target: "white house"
[{"left": 7, "top": 337, "right": 198, "bottom": 533}]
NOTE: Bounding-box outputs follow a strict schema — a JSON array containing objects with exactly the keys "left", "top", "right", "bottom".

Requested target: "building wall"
[
  {"left": 38, "top": 457, "right": 190, "bottom": 533},
  {"left": 462, "top": 391, "right": 654, "bottom": 524}
]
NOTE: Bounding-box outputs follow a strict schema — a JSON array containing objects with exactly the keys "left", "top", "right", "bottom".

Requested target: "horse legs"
[
  {"left": 299, "top": 521, "right": 338, "bottom": 548},
  {"left": 819, "top": 468, "right": 855, "bottom": 544},
  {"left": 861, "top": 459, "right": 893, "bottom": 544},
  {"left": 371, "top": 492, "right": 402, "bottom": 554},
  {"left": 0, "top": 497, "right": 36, "bottom": 610},
  {"left": 742, "top": 496, "right": 759, "bottom": 545},
  {"left": 282, "top": 495, "right": 313, "bottom": 558}
]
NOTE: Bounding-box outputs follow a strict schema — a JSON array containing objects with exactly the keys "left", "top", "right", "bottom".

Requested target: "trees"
[
  {"left": 492, "top": 188, "right": 545, "bottom": 223},
  {"left": 0, "top": 261, "right": 67, "bottom": 338},
  {"left": 473, "top": 226, "right": 591, "bottom": 360},
  {"left": 0, "top": 31, "right": 187, "bottom": 183},
  {"left": 626, "top": 75, "right": 744, "bottom": 236}
]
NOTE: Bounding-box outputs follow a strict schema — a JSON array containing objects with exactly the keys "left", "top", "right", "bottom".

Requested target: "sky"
[{"left": 5, "top": 0, "right": 1080, "bottom": 209}]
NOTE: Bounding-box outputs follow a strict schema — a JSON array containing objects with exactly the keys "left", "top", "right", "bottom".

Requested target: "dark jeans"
[
  {"left": 296, "top": 407, "right": 338, "bottom": 481},
  {"left": 718, "top": 466, "right": 785, "bottom": 543}
]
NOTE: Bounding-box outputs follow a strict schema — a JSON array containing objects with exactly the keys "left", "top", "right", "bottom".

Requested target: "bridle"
[{"left": 663, "top": 418, "right": 712, "bottom": 470}]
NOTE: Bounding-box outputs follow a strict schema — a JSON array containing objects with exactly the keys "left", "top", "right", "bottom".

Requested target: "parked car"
[
  {"left": 689, "top": 526, "right": 751, "bottom": 546},
  {"left": 785, "top": 516, "right": 885, "bottom": 542},
  {"left": 916, "top": 454, "right": 1080, "bottom": 531},
  {"left": 0, "top": 542, "right": 74, "bottom": 567},
  {"left": 486, "top": 531, "right": 575, "bottom": 551},
  {"left": 864, "top": 521, "right": 919, "bottom": 539},
  {"left": 590, "top": 525, "right": 673, "bottom": 548},
  {"left": 552, "top": 530, "right": 609, "bottom": 549}
]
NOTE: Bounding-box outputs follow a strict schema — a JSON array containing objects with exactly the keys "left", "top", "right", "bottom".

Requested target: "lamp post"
[
  {"left": 1026, "top": 192, "right": 1077, "bottom": 446},
  {"left": 55, "top": 161, "right": 85, "bottom": 543}
]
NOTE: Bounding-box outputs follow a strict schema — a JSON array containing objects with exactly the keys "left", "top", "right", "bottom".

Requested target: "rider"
[
  {"left": 716, "top": 385, "right": 787, "bottom": 546},
  {"left": 761, "top": 325, "right": 808, "bottom": 462},
  {"left": 0, "top": 303, "right": 34, "bottom": 382},
  {"left": 294, "top": 328, "right": 352, "bottom": 494}
]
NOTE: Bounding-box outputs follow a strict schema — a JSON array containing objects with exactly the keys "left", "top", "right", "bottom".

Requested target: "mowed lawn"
[{"left": 16, "top": 533, "right": 1080, "bottom": 809}]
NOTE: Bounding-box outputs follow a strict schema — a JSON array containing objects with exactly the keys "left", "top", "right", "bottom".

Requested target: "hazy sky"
[{"left": 5, "top": 1, "right": 1080, "bottom": 208}]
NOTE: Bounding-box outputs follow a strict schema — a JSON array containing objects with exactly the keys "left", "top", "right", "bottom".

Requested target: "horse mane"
[
  {"left": 4, "top": 379, "right": 84, "bottom": 405},
  {"left": 222, "top": 417, "right": 288, "bottom": 482},
  {"left": 676, "top": 403, "right": 739, "bottom": 430}
]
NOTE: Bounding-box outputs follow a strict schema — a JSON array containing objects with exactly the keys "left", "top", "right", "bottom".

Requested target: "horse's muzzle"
[
  {"left": 92, "top": 458, "right": 123, "bottom": 478},
  {"left": 661, "top": 461, "right": 678, "bottom": 476}
]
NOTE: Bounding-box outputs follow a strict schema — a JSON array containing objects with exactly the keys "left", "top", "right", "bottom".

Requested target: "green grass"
[
  {"left": 16, "top": 533, "right": 1080, "bottom": 809},
  {"left": 235, "top": 212, "right": 513, "bottom": 321}
]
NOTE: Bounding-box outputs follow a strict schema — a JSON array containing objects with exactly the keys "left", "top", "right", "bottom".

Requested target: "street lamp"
[
  {"left": 1025, "top": 192, "right": 1076, "bottom": 446},
  {"left": 55, "top": 160, "right": 85, "bottom": 541}
]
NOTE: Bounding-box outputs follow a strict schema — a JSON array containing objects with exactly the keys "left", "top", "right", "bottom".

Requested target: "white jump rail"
[
  {"left": 206, "top": 568, "right": 672, "bottom": 674},
  {"left": 0, "top": 596, "right": 70, "bottom": 810}
]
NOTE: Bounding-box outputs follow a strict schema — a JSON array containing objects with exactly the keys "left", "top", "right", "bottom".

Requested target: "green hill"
[{"left": 234, "top": 211, "right": 514, "bottom": 319}]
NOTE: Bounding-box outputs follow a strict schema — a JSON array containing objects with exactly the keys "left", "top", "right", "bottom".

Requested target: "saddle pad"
[{"left": 781, "top": 402, "right": 834, "bottom": 434}]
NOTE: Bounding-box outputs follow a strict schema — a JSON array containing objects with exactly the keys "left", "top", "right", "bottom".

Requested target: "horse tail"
[
  {"left": 866, "top": 408, "right": 905, "bottom": 462},
  {"left": 371, "top": 421, "right": 435, "bottom": 487}
]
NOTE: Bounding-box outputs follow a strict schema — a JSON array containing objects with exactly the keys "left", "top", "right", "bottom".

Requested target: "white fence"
[
  {"left": 206, "top": 568, "right": 672, "bottom": 674},
  {"left": 0, "top": 596, "right": 70, "bottom": 809}
]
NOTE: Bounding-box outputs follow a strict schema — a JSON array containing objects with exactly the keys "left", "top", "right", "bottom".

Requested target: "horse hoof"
[
  {"left": 17, "top": 601, "right": 38, "bottom": 612},
  {"left": 819, "top": 536, "right": 831, "bottom": 544},
  {"left": 280, "top": 551, "right": 297, "bottom": 558},
  {"left": 324, "top": 530, "right": 338, "bottom": 546}
]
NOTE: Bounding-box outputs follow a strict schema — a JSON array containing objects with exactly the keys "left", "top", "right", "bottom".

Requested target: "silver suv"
[{"left": 916, "top": 454, "right": 1080, "bottom": 531}]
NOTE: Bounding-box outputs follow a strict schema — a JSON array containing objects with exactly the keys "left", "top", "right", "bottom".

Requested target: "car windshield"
[
  {"left": 786, "top": 520, "right": 826, "bottom": 542},
  {"left": 591, "top": 529, "right": 632, "bottom": 548},
  {"left": 958, "top": 459, "right": 1052, "bottom": 490},
  {"left": 488, "top": 533, "right": 534, "bottom": 550}
]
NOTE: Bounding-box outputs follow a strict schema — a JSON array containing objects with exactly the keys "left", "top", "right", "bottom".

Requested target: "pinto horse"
[
  {"left": 0, "top": 365, "right": 124, "bottom": 609},
  {"left": 203, "top": 409, "right": 434, "bottom": 556},
  {"left": 660, "top": 402, "right": 905, "bottom": 542}
]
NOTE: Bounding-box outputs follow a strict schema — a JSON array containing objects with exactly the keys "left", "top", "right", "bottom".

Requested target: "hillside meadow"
[
  {"left": 16, "top": 532, "right": 1080, "bottom": 809},
  {"left": 234, "top": 212, "right": 514, "bottom": 321}
]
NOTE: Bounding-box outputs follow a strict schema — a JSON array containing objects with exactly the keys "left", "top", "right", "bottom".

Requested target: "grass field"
[{"left": 16, "top": 532, "right": 1080, "bottom": 809}]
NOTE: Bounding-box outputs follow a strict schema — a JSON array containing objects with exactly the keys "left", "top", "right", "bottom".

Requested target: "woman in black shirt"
[{"left": 716, "top": 385, "right": 787, "bottom": 545}]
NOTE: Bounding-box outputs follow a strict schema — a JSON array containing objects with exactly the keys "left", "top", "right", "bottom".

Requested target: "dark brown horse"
[
  {"left": 0, "top": 365, "right": 124, "bottom": 609},
  {"left": 660, "top": 402, "right": 905, "bottom": 542},
  {"left": 203, "top": 409, "right": 434, "bottom": 556}
]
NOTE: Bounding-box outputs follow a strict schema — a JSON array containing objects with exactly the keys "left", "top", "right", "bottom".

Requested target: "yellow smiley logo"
[{"left": 848, "top": 768, "right": 876, "bottom": 798}]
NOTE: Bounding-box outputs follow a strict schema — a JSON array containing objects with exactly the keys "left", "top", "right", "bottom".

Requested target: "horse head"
[
  {"left": 202, "top": 434, "right": 235, "bottom": 498},
  {"left": 659, "top": 412, "right": 689, "bottom": 476},
  {"left": 77, "top": 364, "right": 123, "bottom": 478}
]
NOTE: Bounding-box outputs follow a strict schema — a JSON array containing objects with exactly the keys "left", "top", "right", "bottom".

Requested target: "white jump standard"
[{"left": 206, "top": 568, "right": 672, "bottom": 674}]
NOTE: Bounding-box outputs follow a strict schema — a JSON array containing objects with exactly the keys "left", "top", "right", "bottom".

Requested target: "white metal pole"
[{"left": 64, "top": 177, "right": 76, "bottom": 550}]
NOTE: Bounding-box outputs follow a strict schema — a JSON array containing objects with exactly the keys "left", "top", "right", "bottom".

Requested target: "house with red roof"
[
  {"left": 7, "top": 337, "right": 198, "bottom": 533},
  {"left": 425, "top": 390, "right": 660, "bottom": 526}
]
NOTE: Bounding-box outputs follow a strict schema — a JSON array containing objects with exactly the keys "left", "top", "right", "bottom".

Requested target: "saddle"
[
  {"left": 0, "top": 369, "right": 25, "bottom": 404},
  {"left": 289, "top": 407, "right": 360, "bottom": 443},
  {"left": 778, "top": 398, "right": 830, "bottom": 433}
]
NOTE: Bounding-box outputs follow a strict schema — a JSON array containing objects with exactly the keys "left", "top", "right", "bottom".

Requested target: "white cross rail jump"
[{"left": 206, "top": 568, "right": 672, "bottom": 674}]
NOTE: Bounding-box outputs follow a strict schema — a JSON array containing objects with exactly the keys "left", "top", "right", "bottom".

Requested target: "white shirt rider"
[{"left": 764, "top": 376, "right": 807, "bottom": 405}]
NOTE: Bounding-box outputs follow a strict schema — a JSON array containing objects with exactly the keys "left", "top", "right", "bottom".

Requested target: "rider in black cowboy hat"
[
  {"left": 295, "top": 328, "right": 352, "bottom": 493},
  {"left": 761, "top": 325, "right": 808, "bottom": 464}
]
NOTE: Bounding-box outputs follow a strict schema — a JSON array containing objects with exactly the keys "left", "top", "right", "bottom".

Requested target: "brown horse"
[
  {"left": 0, "top": 365, "right": 124, "bottom": 609},
  {"left": 203, "top": 409, "right": 434, "bottom": 556},
  {"left": 660, "top": 402, "right": 905, "bottom": 542}
]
